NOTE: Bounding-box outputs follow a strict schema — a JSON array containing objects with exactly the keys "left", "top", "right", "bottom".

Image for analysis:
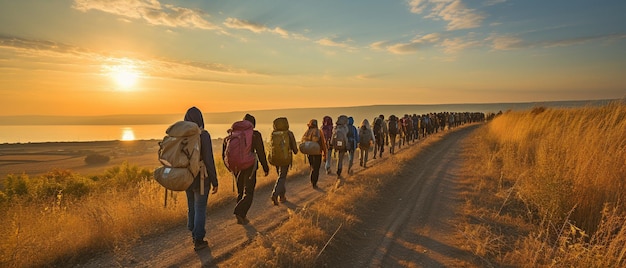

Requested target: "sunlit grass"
[
  {"left": 0, "top": 146, "right": 310, "bottom": 267},
  {"left": 459, "top": 101, "right": 626, "bottom": 267}
]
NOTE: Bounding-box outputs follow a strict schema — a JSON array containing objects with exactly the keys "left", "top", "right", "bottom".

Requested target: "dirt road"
[{"left": 79, "top": 125, "right": 481, "bottom": 267}]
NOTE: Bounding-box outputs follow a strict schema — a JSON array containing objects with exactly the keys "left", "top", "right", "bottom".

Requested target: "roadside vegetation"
[
  {"left": 459, "top": 101, "right": 626, "bottom": 267},
  {"left": 0, "top": 145, "right": 309, "bottom": 267}
]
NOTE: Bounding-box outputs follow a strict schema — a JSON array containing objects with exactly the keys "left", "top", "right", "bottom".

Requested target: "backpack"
[
  {"left": 388, "top": 116, "right": 398, "bottom": 135},
  {"left": 223, "top": 120, "right": 255, "bottom": 173},
  {"left": 332, "top": 115, "right": 349, "bottom": 151},
  {"left": 359, "top": 127, "right": 372, "bottom": 147},
  {"left": 154, "top": 121, "right": 204, "bottom": 191},
  {"left": 299, "top": 129, "right": 321, "bottom": 155},
  {"left": 268, "top": 117, "right": 292, "bottom": 166},
  {"left": 373, "top": 117, "right": 383, "bottom": 135}
]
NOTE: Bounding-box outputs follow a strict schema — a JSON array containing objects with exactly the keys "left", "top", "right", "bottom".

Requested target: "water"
[
  {"left": 0, "top": 100, "right": 615, "bottom": 144},
  {"left": 0, "top": 123, "right": 308, "bottom": 144}
]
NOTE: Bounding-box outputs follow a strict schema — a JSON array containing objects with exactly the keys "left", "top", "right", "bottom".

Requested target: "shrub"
[{"left": 84, "top": 153, "right": 110, "bottom": 165}]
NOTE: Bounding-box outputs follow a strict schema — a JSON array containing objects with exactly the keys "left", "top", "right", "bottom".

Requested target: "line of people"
[{"left": 179, "top": 107, "right": 485, "bottom": 250}]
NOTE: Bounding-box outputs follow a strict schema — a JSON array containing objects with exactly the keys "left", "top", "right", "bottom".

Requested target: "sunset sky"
[{"left": 1, "top": 0, "right": 625, "bottom": 116}]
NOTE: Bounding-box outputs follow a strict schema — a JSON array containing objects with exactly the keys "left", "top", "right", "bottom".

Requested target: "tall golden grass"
[
  {"left": 0, "top": 147, "right": 310, "bottom": 267},
  {"left": 460, "top": 101, "right": 626, "bottom": 267}
]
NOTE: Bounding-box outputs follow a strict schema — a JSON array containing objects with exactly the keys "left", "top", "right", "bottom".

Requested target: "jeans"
[
  {"left": 186, "top": 179, "right": 210, "bottom": 242},
  {"left": 359, "top": 147, "right": 370, "bottom": 167},
  {"left": 347, "top": 149, "right": 355, "bottom": 172},
  {"left": 325, "top": 147, "right": 333, "bottom": 172},
  {"left": 308, "top": 154, "right": 322, "bottom": 186},
  {"left": 336, "top": 150, "right": 346, "bottom": 176},
  {"left": 272, "top": 165, "right": 289, "bottom": 198},
  {"left": 234, "top": 166, "right": 257, "bottom": 218}
]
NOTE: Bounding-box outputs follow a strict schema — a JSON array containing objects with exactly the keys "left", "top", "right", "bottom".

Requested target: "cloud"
[
  {"left": 487, "top": 34, "right": 525, "bottom": 50},
  {"left": 72, "top": 0, "right": 220, "bottom": 31},
  {"left": 542, "top": 33, "right": 626, "bottom": 48},
  {"left": 0, "top": 35, "right": 254, "bottom": 79},
  {"left": 440, "top": 35, "right": 481, "bottom": 53},
  {"left": 316, "top": 37, "right": 355, "bottom": 50},
  {"left": 408, "top": 0, "right": 484, "bottom": 31},
  {"left": 223, "top": 18, "right": 289, "bottom": 38},
  {"left": 374, "top": 33, "right": 441, "bottom": 54}
]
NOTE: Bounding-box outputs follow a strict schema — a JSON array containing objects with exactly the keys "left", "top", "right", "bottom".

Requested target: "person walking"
[
  {"left": 222, "top": 113, "right": 270, "bottom": 225},
  {"left": 346, "top": 116, "right": 359, "bottom": 175},
  {"left": 321, "top": 116, "right": 334, "bottom": 175},
  {"left": 268, "top": 117, "right": 298, "bottom": 205},
  {"left": 300, "top": 119, "right": 327, "bottom": 189},
  {"left": 387, "top": 115, "right": 399, "bottom": 155},
  {"left": 331, "top": 115, "right": 349, "bottom": 186},
  {"left": 183, "top": 107, "right": 219, "bottom": 251},
  {"left": 372, "top": 114, "right": 386, "bottom": 159},
  {"left": 358, "top": 119, "right": 375, "bottom": 168}
]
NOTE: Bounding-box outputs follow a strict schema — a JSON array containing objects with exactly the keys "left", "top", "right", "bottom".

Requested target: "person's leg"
[
  {"left": 347, "top": 149, "right": 355, "bottom": 174},
  {"left": 187, "top": 185, "right": 209, "bottom": 248},
  {"left": 271, "top": 165, "right": 288, "bottom": 204},
  {"left": 234, "top": 167, "right": 255, "bottom": 223},
  {"left": 363, "top": 147, "right": 369, "bottom": 168},
  {"left": 309, "top": 154, "right": 321, "bottom": 188},
  {"left": 325, "top": 147, "right": 333, "bottom": 174},
  {"left": 336, "top": 150, "right": 345, "bottom": 177}
]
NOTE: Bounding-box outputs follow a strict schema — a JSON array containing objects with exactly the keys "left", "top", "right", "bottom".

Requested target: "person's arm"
[
  {"left": 201, "top": 131, "right": 218, "bottom": 192},
  {"left": 319, "top": 129, "right": 327, "bottom": 159},
  {"left": 253, "top": 131, "right": 270, "bottom": 175},
  {"left": 289, "top": 131, "right": 298, "bottom": 154}
]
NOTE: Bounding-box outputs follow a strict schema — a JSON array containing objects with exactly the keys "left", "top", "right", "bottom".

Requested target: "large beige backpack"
[{"left": 154, "top": 121, "right": 205, "bottom": 191}]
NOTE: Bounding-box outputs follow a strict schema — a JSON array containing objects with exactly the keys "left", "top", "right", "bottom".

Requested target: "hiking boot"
[
  {"left": 235, "top": 214, "right": 249, "bottom": 225},
  {"left": 271, "top": 195, "right": 279, "bottom": 206},
  {"left": 279, "top": 195, "right": 287, "bottom": 203},
  {"left": 193, "top": 239, "right": 208, "bottom": 251},
  {"left": 312, "top": 184, "right": 318, "bottom": 189}
]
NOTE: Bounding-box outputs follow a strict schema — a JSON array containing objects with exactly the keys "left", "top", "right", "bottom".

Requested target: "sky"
[{"left": 0, "top": 0, "right": 625, "bottom": 116}]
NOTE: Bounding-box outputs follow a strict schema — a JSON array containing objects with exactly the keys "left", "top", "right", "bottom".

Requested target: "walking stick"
[{"left": 164, "top": 188, "right": 168, "bottom": 208}]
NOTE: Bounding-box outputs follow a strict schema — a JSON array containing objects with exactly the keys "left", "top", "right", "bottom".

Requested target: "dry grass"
[
  {"left": 459, "top": 101, "right": 626, "bottom": 267},
  {"left": 0, "top": 146, "right": 310, "bottom": 267},
  {"left": 221, "top": 130, "right": 448, "bottom": 267}
]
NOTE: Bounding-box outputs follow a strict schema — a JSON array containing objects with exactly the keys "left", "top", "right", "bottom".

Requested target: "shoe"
[
  {"left": 193, "top": 239, "right": 208, "bottom": 251},
  {"left": 312, "top": 184, "right": 318, "bottom": 189},
  {"left": 279, "top": 195, "right": 287, "bottom": 203},
  {"left": 235, "top": 214, "right": 249, "bottom": 225},
  {"left": 271, "top": 195, "right": 279, "bottom": 206}
]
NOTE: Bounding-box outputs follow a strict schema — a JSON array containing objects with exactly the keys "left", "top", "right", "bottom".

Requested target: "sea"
[
  {"left": 0, "top": 123, "right": 291, "bottom": 144},
  {"left": 0, "top": 100, "right": 618, "bottom": 144}
]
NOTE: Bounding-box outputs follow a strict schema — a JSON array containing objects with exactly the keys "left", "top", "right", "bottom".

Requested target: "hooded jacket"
[
  {"left": 347, "top": 117, "right": 359, "bottom": 151},
  {"left": 359, "top": 119, "right": 375, "bottom": 148},
  {"left": 303, "top": 119, "right": 328, "bottom": 156},
  {"left": 184, "top": 107, "right": 218, "bottom": 191}
]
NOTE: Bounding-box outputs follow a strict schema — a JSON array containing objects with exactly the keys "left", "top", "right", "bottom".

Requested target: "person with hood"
[
  {"left": 269, "top": 117, "right": 298, "bottom": 205},
  {"left": 372, "top": 114, "right": 388, "bottom": 159},
  {"left": 346, "top": 116, "right": 359, "bottom": 175},
  {"left": 358, "top": 119, "right": 375, "bottom": 168},
  {"left": 222, "top": 113, "right": 270, "bottom": 225},
  {"left": 321, "top": 116, "right": 334, "bottom": 174},
  {"left": 183, "top": 107, "right": 219, "bottom": 251},
  {"left": 300, "top": 119, "right": 327, "bottom": 189}
]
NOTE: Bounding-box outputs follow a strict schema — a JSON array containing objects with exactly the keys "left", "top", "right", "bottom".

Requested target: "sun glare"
[
  {"left": 104, "top": 60, "right": 141, "bottom": 90},
  {"left": 121, "top": 127, "right": 136, "bottom": 141}
]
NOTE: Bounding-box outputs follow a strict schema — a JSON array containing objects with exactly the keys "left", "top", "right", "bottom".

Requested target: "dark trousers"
[
  {"left": 234, "top": 166, "right": 257, "bottom": 218},
  {"left": 308, "top": 154, "right": 322, "bottom": 186}
]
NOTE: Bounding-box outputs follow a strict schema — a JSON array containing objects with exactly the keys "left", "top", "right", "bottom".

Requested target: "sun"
[{"left": 104, "top": 61, "right": 141, "bottom": 90}]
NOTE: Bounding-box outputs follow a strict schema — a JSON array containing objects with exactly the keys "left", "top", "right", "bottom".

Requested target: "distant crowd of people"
[{"left": 176, "top": 107, "right": 485, "bottom": 251}]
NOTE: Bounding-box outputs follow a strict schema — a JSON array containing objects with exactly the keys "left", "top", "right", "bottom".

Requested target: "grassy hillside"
[{"left": 460, "top": 101, "right": 626, "bottom": 267}]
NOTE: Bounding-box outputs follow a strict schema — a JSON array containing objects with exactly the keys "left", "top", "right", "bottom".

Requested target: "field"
[{"left": 1, "top": 101, "right": 625, "bottom": 267}]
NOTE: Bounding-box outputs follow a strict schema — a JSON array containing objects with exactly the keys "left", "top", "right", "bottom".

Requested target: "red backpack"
[{"left": 223, "top": 120, "right": 255, "bottom": 173}]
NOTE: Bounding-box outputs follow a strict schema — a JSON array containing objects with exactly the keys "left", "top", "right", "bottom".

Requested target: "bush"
[{"left": 84, "top": 153, "right": 110, "bottom": 165}]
